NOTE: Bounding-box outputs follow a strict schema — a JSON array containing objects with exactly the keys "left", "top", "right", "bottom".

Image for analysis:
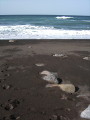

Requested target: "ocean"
[{"left": 0, "top": 15, "right": 90, "bottom": 39}]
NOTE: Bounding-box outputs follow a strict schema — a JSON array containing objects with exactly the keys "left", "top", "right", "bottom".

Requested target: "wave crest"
[{"left": 56, "top": 16, "right": 73, "bottom": 19}]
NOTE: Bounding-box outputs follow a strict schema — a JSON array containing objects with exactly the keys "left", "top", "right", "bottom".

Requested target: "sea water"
[{"left": 0, "top": 15, "right": 90, "bottom": 39}]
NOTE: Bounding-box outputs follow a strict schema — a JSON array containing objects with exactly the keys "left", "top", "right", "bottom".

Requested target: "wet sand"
[{"left": 0, "top": 39, "right": 90, "bottom": 120}]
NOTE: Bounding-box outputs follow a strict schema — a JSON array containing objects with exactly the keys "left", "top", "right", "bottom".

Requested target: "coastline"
[{"left": 0, "top": 39, "right": 90, "bottom": 120}]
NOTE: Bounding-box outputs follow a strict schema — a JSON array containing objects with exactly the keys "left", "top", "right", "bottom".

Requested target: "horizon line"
[{"left": 0, "top": 14, "right": 90, "bottom": 16}]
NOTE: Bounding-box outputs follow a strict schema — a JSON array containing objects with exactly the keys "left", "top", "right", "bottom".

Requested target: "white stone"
[
  {"left": 80, "top": 105, "right": 90, "bottom": 119},
  {"left": 35, "top": 63, "right": 44, "bottom": 67},
  {"left": 42, "top": 73, "right": 58, "bottom": 84},
  {"left": 40, "top": 70, "right": 51, "bottom": 75},
  {"left": 40, "top": 70, "right": 58, "bottom": 84},
  {"left": 83, "top": 57, "right": 90, "bottom": 60},
  {"left": 9, "top": 40, "right": 15, "bottom": 43},
  {"left": 53, "top": 54, "right": 67, "bottom": 58}
]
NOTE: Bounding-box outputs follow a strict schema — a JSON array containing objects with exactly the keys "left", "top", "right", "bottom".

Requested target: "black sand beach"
[{"left": 0, "top": 39, "right": 90, "bottom": 120}]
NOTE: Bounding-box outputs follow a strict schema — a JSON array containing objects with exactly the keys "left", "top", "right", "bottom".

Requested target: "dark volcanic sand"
[{"left": 0, "top": 40, "right": 90, "bottom": 120}]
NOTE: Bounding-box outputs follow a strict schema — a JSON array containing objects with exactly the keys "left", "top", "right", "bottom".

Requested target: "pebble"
[
  {"left": 35, "top": 63, "right": 45, "bottom": 67},
  {"left": 53, "top": 54, "right": 67, "bottom": 58},
  {"left": 40, "top": 70, "right": 51, "bottom": 75},
  {"left": 80, "top": 104, "right": 90, "bottom": 119},
  {"left": 83, "top": 57, "right": 90, "bottom": 60},
  {"left": 9, "top": 40, "right": 15, "bottom": 43}
]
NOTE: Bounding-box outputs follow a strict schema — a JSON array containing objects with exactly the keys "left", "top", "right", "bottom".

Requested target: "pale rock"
[
  {"left": 59, "top": 84, "right": 75, "bottom": 93},
  {"left": 53, "top": 54, "right": 67, "bottom": 58},
  {"left": 40, "top": 70, "right": 51, "bottom": 75},
  {"left": 9, "top": 40, "right": 15, "bottom": 43},
  {"left": 83, "top": 57, "right": 90, "bottom": 60},
  {"left": 46, "top": 84, "right": 75, "bottom": 93},
  {"left": 35, "top": 63, "right": 45, "bottom": 67},
  {"left": 80, "top": 105, "right": 90, "bottom": 119}
]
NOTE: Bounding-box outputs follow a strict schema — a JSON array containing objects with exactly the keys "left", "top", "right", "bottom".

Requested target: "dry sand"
[{"left": 0, "top": 39, "right": 90, "bottom": 120}]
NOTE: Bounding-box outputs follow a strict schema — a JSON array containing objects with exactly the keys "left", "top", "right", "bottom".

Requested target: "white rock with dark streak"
[
  {"left": 80, "top": 105, "right": 90, "bottom": 119},
  {"left": 40, "top": 70, "right": 59, "bottom": 84}
]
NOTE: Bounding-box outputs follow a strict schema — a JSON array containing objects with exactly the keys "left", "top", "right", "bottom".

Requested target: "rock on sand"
[
  {"left": 46, "top": 84, "right": 75, "bottom": 93},
  {"left": 80, "top": 105, "right": 90, "bottom": 119},
  {"left": 9, "top": 40, "right": 15, "bottom": 43},
  {"left": 83, "top": 57, "right": 90, "bottom": 61},
  {"left": 40, "top": 70, "right": 59, "bottom": 84},
  {"left": 59, "top": 84, "right": 75, "bottom": 93},
  {"left": 35, "top": 63, "right": 45, "bottom": 67}
]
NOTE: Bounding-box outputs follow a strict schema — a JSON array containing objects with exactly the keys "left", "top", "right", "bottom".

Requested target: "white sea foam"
[
  {"left": 56, "top": 16, "right": 73, "bottom": 19},
  {"left": 0, "top": 25, "right": 90, "bottom": 39}
]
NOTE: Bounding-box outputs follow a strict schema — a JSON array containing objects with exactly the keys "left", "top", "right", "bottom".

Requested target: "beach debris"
[
  {"left": 35, "top": 63, "right": 45, "bottom": 67},
  {"left": 9, "top": 40, "right": 15, "bottom": 43},
  {"left": 46, "top": 84, "right": 75, "bottom": 93},
  {"left": 83, "top": 57, "right": 90, "bottom": 60},
  {"left": 40, "top": 70, "right": 62, "bottom": 84},
  {"left": 53, "top": 54, "right": 67, "bottom": 58},
  {"left": 80, "top": 104, "right": 90, "bottom": 119}
]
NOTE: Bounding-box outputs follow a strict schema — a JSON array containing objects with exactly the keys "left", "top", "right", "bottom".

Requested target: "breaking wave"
[{"left": 0, "top": 24, "right": 90, "bottom": 39}]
